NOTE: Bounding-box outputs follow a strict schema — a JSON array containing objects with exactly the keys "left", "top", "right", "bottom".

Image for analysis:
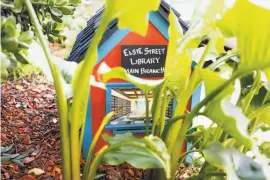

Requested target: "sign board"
[{"left": 121, "top": 45, "right": 167, "bottom": 77}]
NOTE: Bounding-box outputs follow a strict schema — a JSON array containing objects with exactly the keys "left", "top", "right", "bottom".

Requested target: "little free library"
[{"left": 68, "top": 0, "right": 200, "bottom": 158}]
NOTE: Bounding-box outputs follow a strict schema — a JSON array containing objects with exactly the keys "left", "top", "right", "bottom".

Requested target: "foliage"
[
  {"left": 11, "top": 0, "right": 270, "bottom": 180},
  {"left": 1, "top": 0, "right": 78, "bottom": 80},
  {"left": 203, "top": 142, "right": 266, "bottom": 180},
  {"left": 1, "top": 144, "right": 29, "bottom": 167}
]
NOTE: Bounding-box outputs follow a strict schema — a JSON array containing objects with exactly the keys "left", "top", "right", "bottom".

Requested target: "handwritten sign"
[{"left": 121, "top": 45, "right": 167, "bottom": 77}]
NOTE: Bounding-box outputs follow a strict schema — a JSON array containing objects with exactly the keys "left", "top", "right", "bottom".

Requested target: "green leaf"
[
  {"left": 1, "top": 37, "right": 19, "bottom": 52},
  {"left": 14, "top": 51, "right": 30, "bottom": 64},
  {"left": 50, "top": 30, "right": 61, "bottom": 37},
  {"left": 102, "top": 67, "right": 163, "bottom": 93},
  {"left": 57, "top": 7, "right": 74, "bottom": 15},
  {"left": 48, "top": 0, "right": 55, "bottom": 6},
  {"left": 1, "top": 144, "right": 14, "bottom": 153},
  {"left": 51, "top": 14, "right": 63, "bottom": 23},
  {"left": 1, "top": 16, "right": 7, "bottom": 28},
  {"left": 165, "top": 10, "right": 191, "bottom": 100},
  {"left": 12, "top": 0, "right": 23, "bottom": 13},
  {"left": 259, "top": 141, "right": 270, "bottom": 159},
  {"left": 50, "top": 7, "right": 62, "bottom": 17},
  {"left": 1, "top": 68, "right": 9, "bottom": 80},
  {"left": 264, "top": 68, "right": 270, "bottom": 83},
  {"left": 260, "top": 125, "right": 270, "bottom": 132},
  {"left": 47, "top": 35, "right": 54, "bottom": 43},
  {"left": 105, "top": 0, "right": 160, "bottom": 36},
  {"left": 19, "top": 31, "right": 34, "bottom": 44},
  {"left": 1, "top": 154, "right": 20, "bottom": 163},
  {"left": 69, "top": 0, "right": 80, "bottom": 5},
  {"left": 1, "top": 53, "right": 11, "bottom": 69},
  {"left": 201, "top": 69, "right": 252, "bottom": 148},
  {"left": 11, "top": 159, "right": 25, "bottom": 167},
  {"left": 203, "top": 142, "right": 266, "bottom": 180},
  {"left": 249, "top": 102, "right": 270, "bottom": 126},
  {"left": 217, "top": 0, "right": 270, "bottom": 72},
  {"left": 55, "top": 0, "right": 69, "bottom": 6},
  {"left": 103, "top": 132, "right": 171, "bottom": 179},
  {"left": 4, "top": 16, "right": 19, "bottom": 37}
]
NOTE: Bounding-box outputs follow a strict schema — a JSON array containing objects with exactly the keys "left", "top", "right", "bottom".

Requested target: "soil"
[
  {"left": 0, "top": 75, "right": 144, "bottom": 180},
  {"left": 1, "top": 75, "right": 62, "bottom": 180}
]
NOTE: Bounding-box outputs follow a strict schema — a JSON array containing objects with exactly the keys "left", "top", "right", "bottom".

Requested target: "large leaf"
[
  {"left": 201, "top": 69, "right": 252, "bottom": 148},
  {"left": 102, "top": 132, "right": 171, "bottom": 179},
  {"left": 105, "top": 0, "right": 160, "bottom": 36},
  {"left": 102, "top": 67, "right": 163, "bottom": 92},
  {"left": 264, "top": 68, "right": 270, "bottom": 84},
  {"left": 165, "top": 10, "right": 191, "bottom": 100},
  {"left": 217, "top": 0, "right": 270, "bottom": 72},
  {"left": 203, "top": 142, "right": 266, "bottom": 180}
]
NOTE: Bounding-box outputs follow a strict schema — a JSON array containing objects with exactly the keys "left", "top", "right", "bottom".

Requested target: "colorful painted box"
[{"left": 68, "top": 0, "right": 201, "bottom": 159}]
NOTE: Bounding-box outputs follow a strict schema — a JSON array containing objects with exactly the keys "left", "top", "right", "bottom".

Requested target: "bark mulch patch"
[
  {"left": 1, "top": 75, "right": 62, "bottom": 180},
  {"left": 0, "top": 75, "right": 145, "bottom": 180}
]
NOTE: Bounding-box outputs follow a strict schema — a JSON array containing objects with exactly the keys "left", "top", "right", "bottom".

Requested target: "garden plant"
[{"left": 1, "top": 0, "right": 270, "bottom": 180}]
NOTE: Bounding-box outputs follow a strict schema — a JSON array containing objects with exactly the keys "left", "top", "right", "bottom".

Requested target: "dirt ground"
[{"left": 0, "top": 75, "right": 144, "bottom": 180}]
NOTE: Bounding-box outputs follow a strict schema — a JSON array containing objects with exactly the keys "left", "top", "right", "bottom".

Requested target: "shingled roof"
[{"left": 68, "top": 0, "right": 189, "bottom": 63}]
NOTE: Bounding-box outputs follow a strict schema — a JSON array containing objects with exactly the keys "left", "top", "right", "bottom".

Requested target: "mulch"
[
  {"left": 1, "top": 75, "right": 62, "bottom": 180},
  {"left": 0, "top": 75, "right": 144, "bottom": 180}
]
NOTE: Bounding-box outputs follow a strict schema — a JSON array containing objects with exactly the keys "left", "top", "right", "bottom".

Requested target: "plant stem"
[
  {"left": 161, "top": 114, "right": 187, "bottom": 139},
  {"left": 208, "top": 52, "right": 239, "bottom": 71},
  {"left": 69, "top": 10, "right": 110, "bottom": 179},
  {"left": 145, "top": 91, "right": 150, "bottom": 135},
  {"left": 82, "top": 112, "right": 114, "bottom": 180},
  {"left": 188, "top": 172, "right": 226, "bottom": 180},
  {"left": 242, "top": 71, "right": 261, "bottom": 114},
  {"left": 197, "top": 37, "right": 216, "bottom": 68},
  {"left": 179, "top": 136, "right": 203, "bottom": 164},
  {"left": 178, "top": 149, "right": 201, "bottom": 160},
  {"left": 249, "top": 102, "right": 270, "bottom": 120},
  {"left": 213, "top": 127, "right": 223, "bottom": 141},
  {"left": 23, "top": 0, "right": 71, "bottom": 179}
]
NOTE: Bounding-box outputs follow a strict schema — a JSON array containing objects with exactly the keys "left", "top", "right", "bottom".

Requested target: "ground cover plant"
[
  {"left": 1, "top": 0, "right": 80, "bottom": 80},
  {"left": 1, "top": 0, "right": 270, "bottom": 179}
]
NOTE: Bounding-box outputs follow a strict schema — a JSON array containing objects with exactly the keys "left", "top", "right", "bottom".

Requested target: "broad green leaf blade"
[
  {"left": 102, "top": 67, "right": 163, "bottom": 92},
  {"left": 4, "top": 16, "right": 20, "bottom": 38},
  {"left": 203, "top": 142, "right": 266, "bottom": 180},
  {"left": 204, "top": 98, "right": 252, "bottom": 148},
  {"left": 165, "top": 10, "right": 191, "bottom": 101},
  {"left": 201, "top": 69, "right": 252, "bottom": 148},
  {"left": 12, "top": 0, "right": 23, "bottom": 13},
  {"left": 105, "top": 0, "right": 160, "bottom": 36},
  {"left": 217, "top": 0, "right": 270, "bottom": 72},
  {"left": 264, "top": 68, "right": 270, "bottom": 83},
  {"left": 103, "top": 132, "right": 171, "bottom": 179},
  {"left": 19, "top": 31, "right": 34, "bottom": 44},
  {"left": 259, "top": 141, "right": 270, "bottom": 159}
]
